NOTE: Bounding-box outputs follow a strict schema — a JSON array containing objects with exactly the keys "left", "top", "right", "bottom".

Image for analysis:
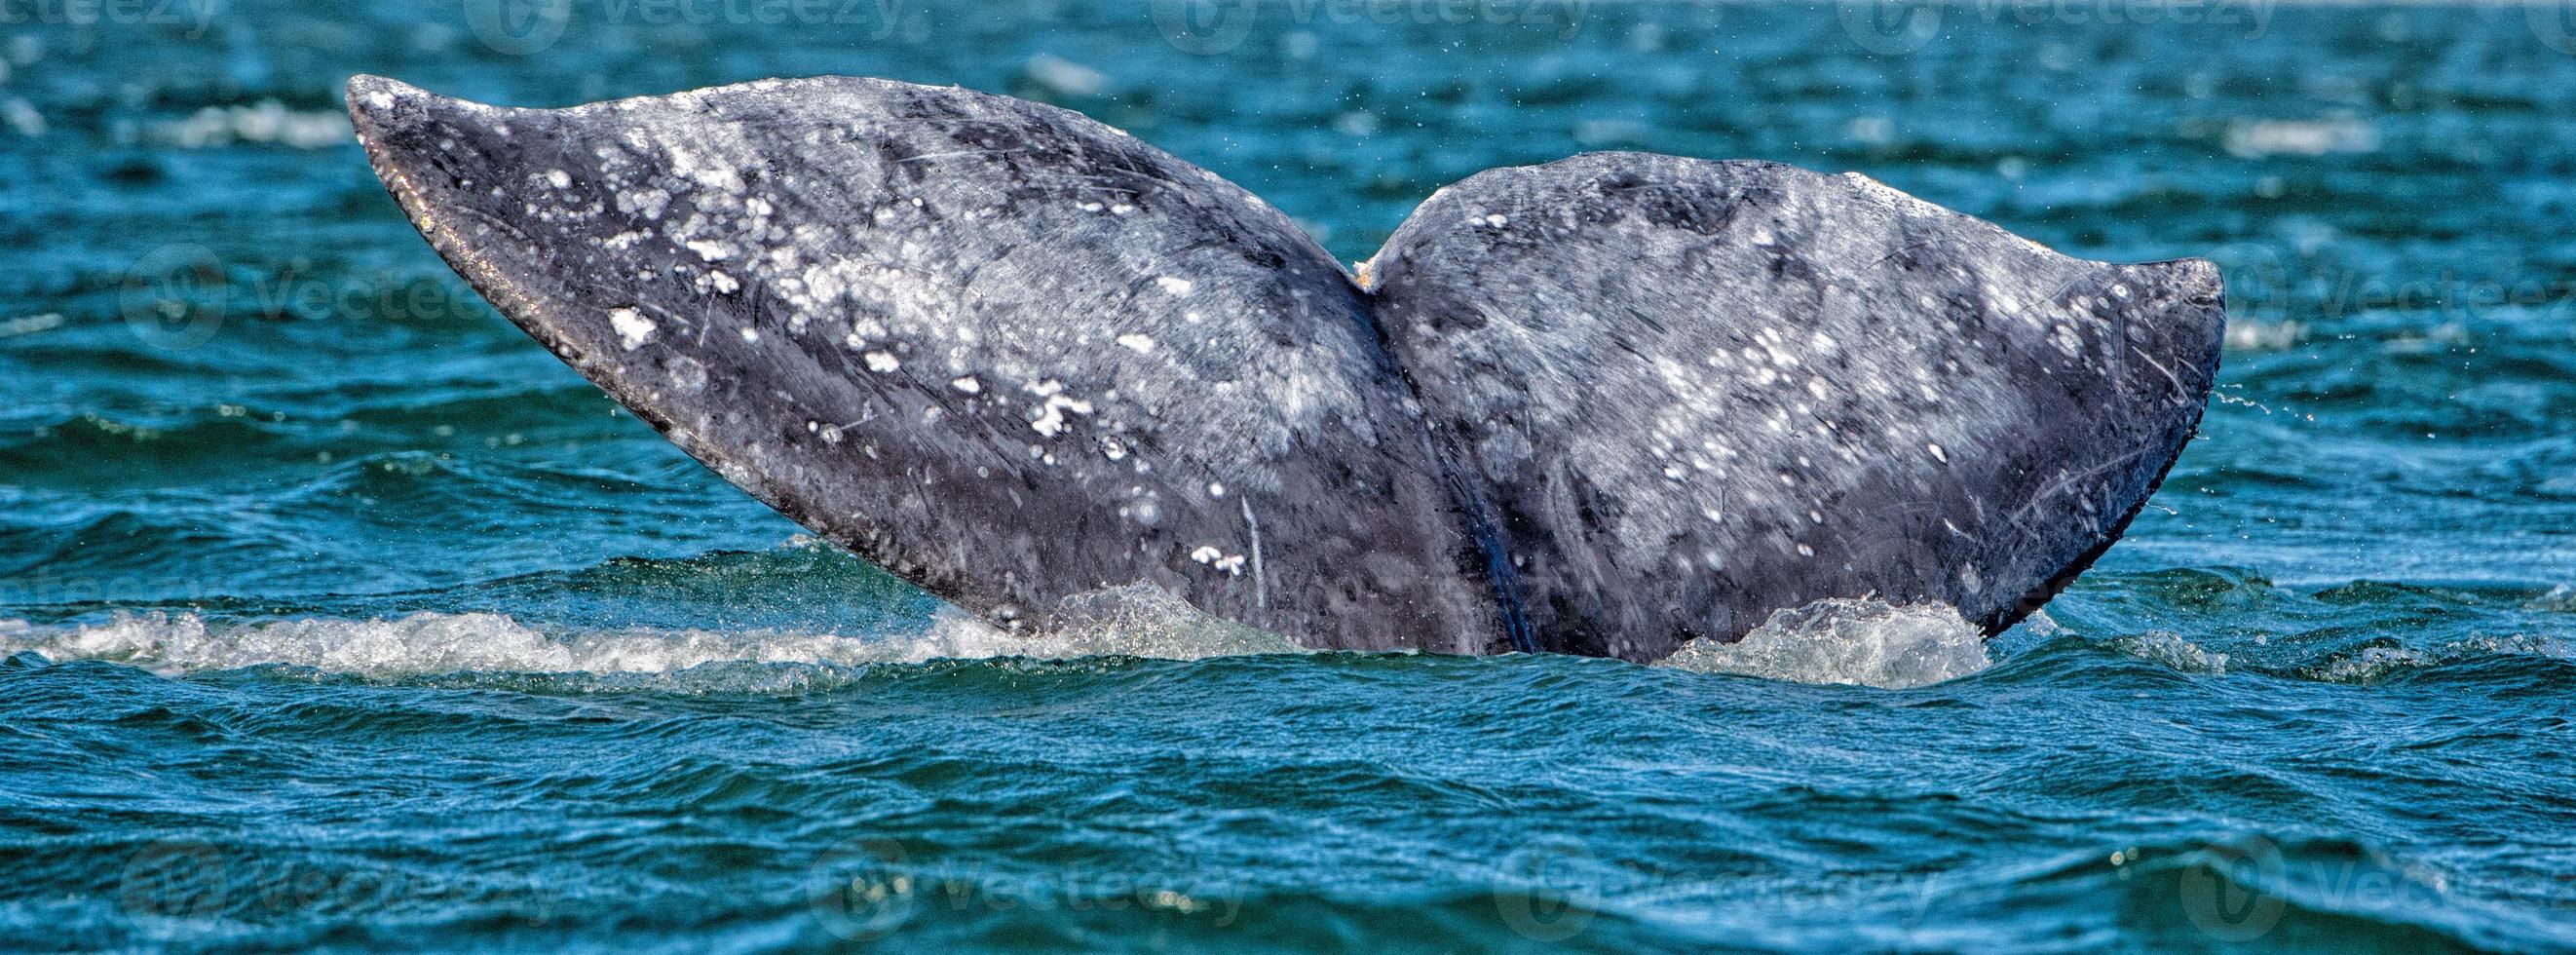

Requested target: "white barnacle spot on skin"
[
  {"left": 950, "top": 375, "right": 981, "bottom": 394},
  {"left": 1100, "top": 436, "right": 1128, "bottom": 461},
  {"left": 739, "top": 327, "right": 760, "bottom": 343},
  {"left": 609, "top": 308, "right": 656, "bottom": 350},
  {"left": 1798, "top": 544, "right": 1816, "bottom": 557},
  {"left": 1155, "top": 276, "right": 1194, "bottom": 296},
  {"left": 546, "top": 169, "right": 571, "bottom": 189},
  {"left": 1476, "top": 212, "right": 1507, "bottom": 227},
  {"left": 364, "top": 90, "right": 396, "bottom": 111},
  {"left": 1111, "top": 203, "right": 1135, "bottom": 215},
  {"left": 685, "top": 239, "right": 736, "bottom": 261},
  {"left": 663, "top": 355, "right": 707, "bottom": 393},
  {"left": 1029, "top": 393, "right": 1093, "bottom": 438},
  {"left": 1116, "top": 333, "right": 1155, "bottom": 355},
  {"left": 863, "top": 350, "right": 900, "bottom": 373},
  {"left": 1190, "top": 545, "right": 1222, "bottom": 564},
  {"left": 1926, "top": 441, "right": 1949, "bottom": 464},
  {"left": 1213, "top": 554, "right": 1246, "bottom": 575},
  {"left": 703, "top": 270, "right": 740, "bottom": 295},
  {"left": 2050, "top": 323, "right": 2085, "bottom": 358},
  {"left": 616, "top": 187, "right": 669, "bottom": 220},
  {"left": 1079, "top": 202, "right": 1105, "bottom": 212},
  {"left": 1207, "top": 480, "right": 1226, "bottom": 498}
]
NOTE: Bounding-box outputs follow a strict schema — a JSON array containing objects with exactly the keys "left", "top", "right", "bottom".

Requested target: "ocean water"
[{"left": 6, "top": 0, "right": 2576, "bottom": 949}]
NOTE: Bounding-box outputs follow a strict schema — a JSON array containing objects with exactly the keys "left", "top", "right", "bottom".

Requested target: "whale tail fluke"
[{"left": 347, "top": 74, "right": 2221, "bottom": 660}]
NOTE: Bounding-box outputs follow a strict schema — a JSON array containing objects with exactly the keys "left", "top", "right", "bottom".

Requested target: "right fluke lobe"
[{"left": 1369, "top": 155, "right": 2223, "bottom": 659}]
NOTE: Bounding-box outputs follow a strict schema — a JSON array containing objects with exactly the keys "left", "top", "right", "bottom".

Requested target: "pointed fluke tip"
[
  {"left": 343, "top": 74, "right": 432, "bottom": 141},
  {"left": 2163, "top": 256, "right": 2226, "bottom": 307},
  {"left": 2153, "top": 255, "right": 2228, "bottom": 348}
]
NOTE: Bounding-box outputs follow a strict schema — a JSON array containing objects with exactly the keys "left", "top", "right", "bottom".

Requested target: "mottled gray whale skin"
[
  {"left": 346, "top": 74, "right": 2222, "bottom": 662},
  {"left": 1370, "top": 156, "right": 2225, "bottom": 659}
]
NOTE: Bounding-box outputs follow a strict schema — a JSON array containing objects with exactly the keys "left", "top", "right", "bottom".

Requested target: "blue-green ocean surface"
[{"left": 6, "top": 0, "right": 2576, "bottom": 950}]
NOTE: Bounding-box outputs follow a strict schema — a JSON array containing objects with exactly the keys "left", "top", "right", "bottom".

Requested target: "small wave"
[
  {"left": 2299, "top": 634, "right": 2572, "bottom": 684},
  {"left": 0, "top": 585, "right": 1305, "bottom": 678},
  {"left": 2086, "top": 627, "right": 2572, "bottom": 683},
  {"left": 2525, "top": 584, "right": 2576, "bottom": 612},
  {"left": 1654, "top": 598, "right": 1989, "bottom": 689},
  {"left": 2116, "top": 630, "right": 2231, "bottom": 674}
]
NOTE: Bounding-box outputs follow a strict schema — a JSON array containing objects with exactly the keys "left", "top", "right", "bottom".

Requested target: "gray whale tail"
[{"left": 346, "top": 74, "right": 2222, "bottom": 661}]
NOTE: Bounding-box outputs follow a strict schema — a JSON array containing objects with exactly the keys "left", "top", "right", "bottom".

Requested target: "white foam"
[
  {"left": 153, "top": 100, "right": 351, "bottom": 150},
  {"left": 1655, "top": 598, "right": 1989, "bottom": 689},
  {"left": 0, "top": 585, "right": 1304, "bottom": 678},
  {"left": 2116, "top": 630, "right": 2230, "bottom": 673},
  {"left": 2301, "top": 633, "right": 2571, "bottom": 683}
]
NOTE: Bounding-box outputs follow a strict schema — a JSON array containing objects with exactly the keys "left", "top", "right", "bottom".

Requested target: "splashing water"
[
  {"left": 1655, "top": 598, "right": 1989, "bottom": 689},
  {"left": 0, "top": 583, "right": 1311, "bottom": 679}
]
